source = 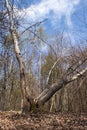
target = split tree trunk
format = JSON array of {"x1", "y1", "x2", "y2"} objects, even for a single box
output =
[{"x1": 5, "y1": 0, "x2": 87, "y2": 113}]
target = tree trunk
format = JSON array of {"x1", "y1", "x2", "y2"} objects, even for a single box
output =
[
  {"x1": 5, "y1": 0, "x2": 87, "y2": 113},
  {"x1": 0, "y1": 62, "x2": 6, "y2": 110},
  {"x1": 35, "y1": 67, "x2": 87, "y2": 107},
  {"x1": 5, "y1": 0, "x2": 32, "y2": 114}
]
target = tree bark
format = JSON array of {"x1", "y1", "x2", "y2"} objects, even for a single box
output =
[
  {"x1": 5, "y1": 0, "x2": 32, "y2": 113},
  {"x1": 35, "y1": 67, "x2": 87, "y2": 107},
  {"x1": 0, "y1": 63, "x2": 6, "y2": 110},
  {"x1": 5, "y1": 0, "x2": 87, "y2": 113}
]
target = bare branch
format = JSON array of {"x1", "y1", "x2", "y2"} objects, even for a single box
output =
[
  {"x1": 46, "y1": 57, "x2": 61, "y2": 85},
  {"x1": 21, "y1": 19, "x2": 48, "y2": 35},
  {"x1": 35, "y1": 65, "x2": 87, "y2": 106},
  {"x1": 68, "y1": 67, "x2": 87, "y2": 83}
]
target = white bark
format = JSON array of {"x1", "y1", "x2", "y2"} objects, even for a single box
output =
[
  {"x1": 36, "y1": 67, "x2": 87, "y2": 106},
  {"x1": 5, "y1": 0, "x2": 87, "y2": 112},
  {"x1": 5, "y1": 0, "x2": 31, "y2": 113},
  {"x1": 69, "y1": 67, "x2": 87, "y2": 82},
  {"x1": 46, "y1": 57, "x2": 61, "y2": 85}
]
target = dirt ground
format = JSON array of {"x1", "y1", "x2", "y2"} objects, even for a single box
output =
[{"x1": 0, "y1": 111, "x2": 87, "y2": 130}]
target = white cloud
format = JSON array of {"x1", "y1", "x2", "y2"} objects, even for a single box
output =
[{"x1": 16, "y1": 0, "x2": 80, "y2": 28}]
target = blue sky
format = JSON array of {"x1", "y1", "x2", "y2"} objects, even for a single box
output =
[{"x1": 14, "y1": 0, "x2": 87, "y2": 45}]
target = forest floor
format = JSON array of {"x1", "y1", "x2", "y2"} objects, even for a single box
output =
[{"x1": 0, "y1": 111, "x2": 87, "y2": 130}]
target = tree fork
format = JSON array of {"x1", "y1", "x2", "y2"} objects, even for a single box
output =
[{"x1": 5, "y1": 0, "x2": 87, "y2": 113}]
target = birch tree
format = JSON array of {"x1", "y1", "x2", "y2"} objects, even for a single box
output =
[{"x1": 5, "y1": 0, "x2": 87, "y2": 114}]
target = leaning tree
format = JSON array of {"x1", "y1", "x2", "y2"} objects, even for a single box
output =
[{"x1": 5, "y1": 0, "x2": 87, "y2": 114}]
